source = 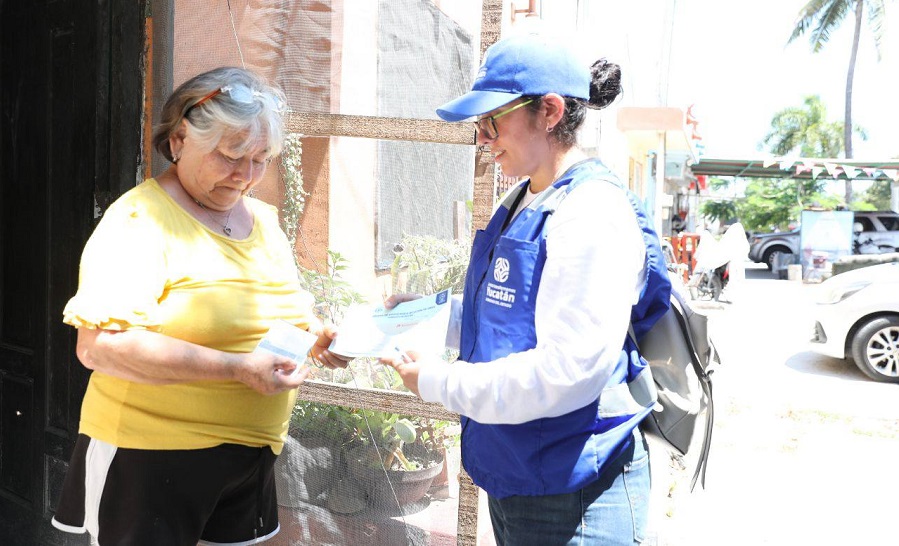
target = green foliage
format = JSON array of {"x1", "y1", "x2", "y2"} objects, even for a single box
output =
[
  {"x1": 787, "y1": 0, "x2": 886, "y2": 203},
  {"x1": 709, "y1": 177, "x2": 841, "y2": 232},
  {"x1": 718, "y1": 89, "x2": 877, "y2": 231},
  {"x1": 699, "y1": 200, "x2": 738, "y2": 226},
  {"x1": 293, "y1": 244, "x2": 464, "y2": 470},
  {"x1": 708, "y1": 177, "x2": 731, "y2": 192},
  {"x1": 291, "y1": 400, "x2": 456, "y2": 472},
  {"x1": 788, "y1": 0, "x2": 886, "y2": 59},
  {"x1": 856, "y1": 179, "x2": 892, "y2": 211},
  {"x1": 290, "y1": 401, "x2": 363, "y2": 445},
  {"x1": 761, "y1": 95, "x2": 858, "y2": 158},
  {"x1": 297, "y1": 250, "x2": 366, "y2": 324},
  {"x1": 390, "y1": 234, "x2": 470, "y2": 295}
]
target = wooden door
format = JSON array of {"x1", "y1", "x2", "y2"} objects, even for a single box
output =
[{"x1": 0, "y1": 1, "x2": 145, "y2": 543}]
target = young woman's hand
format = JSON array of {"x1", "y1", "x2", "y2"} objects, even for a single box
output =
[
  {"x1": 380, "y1": 349, "x2": 422, "y2": 398},
  {"x1": 383, "y1": 293, "x2": 422, "y2": 310}
]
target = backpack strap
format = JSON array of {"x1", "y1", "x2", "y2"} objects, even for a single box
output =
[{"x1": 668, "y1": 295, "x2": 714, "y2": 491}]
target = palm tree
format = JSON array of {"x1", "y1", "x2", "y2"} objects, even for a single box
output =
[
  {"x1": 762, "y1": 94, "x2": 865, "y2": 160},
  {"x1": 788, "y1": 0, "x2": 887, "y2": 204}
]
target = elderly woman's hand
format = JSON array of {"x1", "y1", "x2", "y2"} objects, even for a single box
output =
[
  {"x1": 309, "y1": 323, "x2": 350, "y2": 369},
  {"x1": 234, "y1": 352, "x2": 312, "y2": 395}
]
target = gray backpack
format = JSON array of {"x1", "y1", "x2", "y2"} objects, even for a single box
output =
[{"x1": 632, "y1": 287, "x2": 720, "y2": 490}]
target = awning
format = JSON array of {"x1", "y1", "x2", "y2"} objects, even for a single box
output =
[{"x1": 689, "y1": 158, "x2": 899, "y2": 181}]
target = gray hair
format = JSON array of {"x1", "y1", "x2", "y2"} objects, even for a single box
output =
[{"x1": 152, "y1": 67, "x2": 287, "y2": 162}]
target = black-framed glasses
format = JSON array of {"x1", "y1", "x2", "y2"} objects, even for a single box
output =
[{"x1": 473, "y1": 99, "x2": 534, "y2": 140}]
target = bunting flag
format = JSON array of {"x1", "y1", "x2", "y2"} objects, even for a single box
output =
[
  {"x1": 883, "y1": 169, "x2": 899, "y2": 182},
  {"x1": 746, "y1": 157, "x2": 898, "y2": 181},
  {"x1": 778, "y1": 160, "x2": 796, "y2": 171}
]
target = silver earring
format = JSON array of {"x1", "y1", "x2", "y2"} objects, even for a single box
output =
[
  {"x1": 547, "y1": 126, "x2": 554, "y2": 133},
  {"x1": 172, "y1": 153, "x2": 180, "y2": 164}
]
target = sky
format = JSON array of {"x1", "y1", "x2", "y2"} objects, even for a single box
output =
[
  {"x1": 664, "y1": 0, "x2": 899, "y2": 160},
  {"x1": 536, "y1": 0, "x2": 899, "y2": 161}
]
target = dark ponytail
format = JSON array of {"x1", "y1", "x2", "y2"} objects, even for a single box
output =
[
  {"x1": 525, "y1": 58, "x2": 623, "y2": 147},
  {"x1": 587, "y1": 58, "x2": 623, "y2": 110}
]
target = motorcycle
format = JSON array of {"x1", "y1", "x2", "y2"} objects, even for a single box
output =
[
  {"x1": 689, "y1": 262, "x2": 729, "y2": 301},
  {"x1": 686, "y1": 225, "x2": 746, "y2": 302}
]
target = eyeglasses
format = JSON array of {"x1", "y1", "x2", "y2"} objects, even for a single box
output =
[
  {"x1": 473, "y1": 99, "x2": 534, "y2": 140},
  {"x1": 183, "y1": 85, "x2": 266, "y2": 117}
]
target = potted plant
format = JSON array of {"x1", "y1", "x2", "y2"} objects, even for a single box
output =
[
  {"x1": 277, "y1": 238, "x2": 467, "y2": 512},
  {"x1": 345, "y1": 412, "x2": 447, "y2": 508}
]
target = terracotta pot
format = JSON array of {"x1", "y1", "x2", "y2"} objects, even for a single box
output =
[
  {"x1": 430, "y1": 446, "x2": 450, "y2": 488},
  {"x1": 346, "y1": 445, "x2": 444, "y2": 508}
]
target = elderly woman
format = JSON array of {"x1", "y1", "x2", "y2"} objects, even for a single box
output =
[
  {"x1": 383, "y1": 34, "x2": 672, "y2": 545},
  {"x1": 51, "y1": 66, "x2": 346, "y2": 545}
]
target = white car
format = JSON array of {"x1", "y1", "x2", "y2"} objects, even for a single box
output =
[{"x1": 810, "y1": 262, "x2": 899, "y2": 382}]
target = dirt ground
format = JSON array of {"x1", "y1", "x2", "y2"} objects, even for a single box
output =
[{"x1": 646, "y1": 263, "x2": 899, "y2": 546}]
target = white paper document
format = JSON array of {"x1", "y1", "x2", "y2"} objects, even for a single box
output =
[
  {"x1": 254, "y1": 320, "x2": 318, "y2": 373},
  {"x1": 329, "y1": 289, "x2": 452, "y2": 358}
]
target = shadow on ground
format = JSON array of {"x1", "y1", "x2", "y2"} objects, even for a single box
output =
[{"x1": 784, "y1": 350, "x2": 870, "y2": 382}]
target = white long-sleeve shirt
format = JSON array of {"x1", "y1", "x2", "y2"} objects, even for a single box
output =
[{"x1": 419, "y1": 181, "x2": 647, "y2": 424}]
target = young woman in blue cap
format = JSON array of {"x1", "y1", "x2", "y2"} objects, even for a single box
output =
[{"x1": 383, "y1": 33, "x2": 671, "y2": 545}]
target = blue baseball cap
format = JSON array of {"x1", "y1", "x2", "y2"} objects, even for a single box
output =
[{"x1": 436, "y1": 34, "x2": 590, "y2": 122}]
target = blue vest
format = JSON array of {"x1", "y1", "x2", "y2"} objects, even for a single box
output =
[{"x1": 459, "y1": 159, "x2": 671, "y2": 498}]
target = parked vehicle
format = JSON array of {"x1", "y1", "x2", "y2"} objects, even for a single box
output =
[
  {"x1": 748, "y1": 229, "x2": 799, "y2": 270},
  {"x1": 809, "y1": 262, "x2": 899, "y2": 383},
  {"x1": 853, "y1": 222, "x2": 896, "y2": 255},
  {"x1": 688, "y1": 263, "x2": 729, "y2": 301},
  {"x1": 749, "y1": 211, "x2": 899, "y2": 270}
]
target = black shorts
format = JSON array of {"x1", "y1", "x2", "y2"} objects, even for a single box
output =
[{"x1": 51, "y1": 434, "x2": 280, "y2": 545}]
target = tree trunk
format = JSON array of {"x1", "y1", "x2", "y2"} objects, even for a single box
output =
[{"x1": 843, "y1": 0, "x2": 864, "y2": 205}]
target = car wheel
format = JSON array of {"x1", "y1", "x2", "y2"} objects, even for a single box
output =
[
  {"x1": 708, "y1": 275, "x2": 723, "y2": 301},
  {"x1": 764, "y1": 249, "x2": 790, "y2": 271},
  {"x1": 850, "y1": 316, "x2": 899, "y2": 383}
]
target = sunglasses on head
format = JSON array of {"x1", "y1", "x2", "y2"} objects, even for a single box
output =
[{"x1": 184, "y1": 85, "x2": 276, "y2": 118}]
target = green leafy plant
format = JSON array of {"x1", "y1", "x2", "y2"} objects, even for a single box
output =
[
  {"x1": 290, "y1": 236, "x2": 467, "y2": 472},
  {"x1": 298, "y1": 250, "x2": 366, "y2": 324},
  {"x1": 390, "y1": 233, "x2": 469, "y2": 296}
]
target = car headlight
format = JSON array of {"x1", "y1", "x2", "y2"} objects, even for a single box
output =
[{"x1": 815, "y1": 279, "x2": 871, "y2": 304}]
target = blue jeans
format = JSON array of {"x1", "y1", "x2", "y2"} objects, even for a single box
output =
[{"x1": 487, "y1": 430, "x2": 651, "y2": 546}]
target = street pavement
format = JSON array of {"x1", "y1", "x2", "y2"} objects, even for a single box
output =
[{"x1": 648, "y1": 262, "x2": 899, "y2": 545}]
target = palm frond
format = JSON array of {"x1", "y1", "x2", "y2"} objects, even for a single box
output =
[
  {"x1": 810, "y1": 0, "x2": 850, "y2": 52},
  {"x1": 788, "y1": 0, "x2": 836, "y2": 44},
  {"x1": 866, "y1": 0, "x2": 887, "y2": 59}
]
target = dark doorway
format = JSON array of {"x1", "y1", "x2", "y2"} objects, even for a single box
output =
[{"x1": 0, "y1": 1, "x2": 145, "y2": 544}]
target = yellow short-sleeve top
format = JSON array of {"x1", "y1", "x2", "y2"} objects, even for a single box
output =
[{"x1": 63, "y1": 179, "x2": 317, "y2": 454}]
